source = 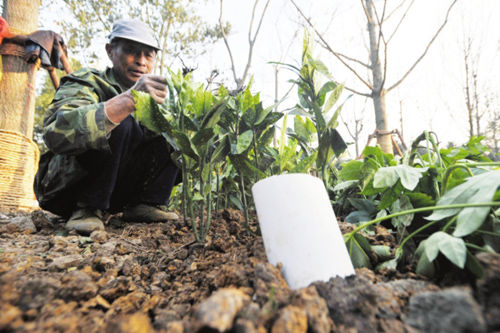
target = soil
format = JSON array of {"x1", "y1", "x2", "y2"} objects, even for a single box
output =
[{"x1": 0, "y1": 208, "x2": 498, "y2": 332}]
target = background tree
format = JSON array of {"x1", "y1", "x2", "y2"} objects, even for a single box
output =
[
  {"x1": 1, "y1": 0, "x2": 41, "y2": 137},
  {"x1": 484, "y1": 93, "x2": 500, "y2": 160},
  {"x1": 0, "y1": 0, "x2": 42, "y2": 212},
  {"x1": 290, "y1": 0, "x2": 458, "y2": 154},
  {"x1": 41, "y1": 0, "x2": 226, "y2": 74},
  {"x1": 341, "y1": 97, "x2": 367, "y2": 158},
  {"x1": 457, "y1": 16, "x2": 499, "y2": 159},
  {"x1": 463, "y1": 36, "x2": 482, "y2": 138},
  {"x1": 218, "y1": 0, "x2": 270, "y2": 91}
]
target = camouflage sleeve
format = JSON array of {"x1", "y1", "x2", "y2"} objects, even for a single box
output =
[{"x1": 42, "y1": 77, "x2": 110, "y2": 155}]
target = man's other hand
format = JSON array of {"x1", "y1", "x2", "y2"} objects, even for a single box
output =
[{"x1": 131, "y1": 74, "x2": 168, "y2": 105}]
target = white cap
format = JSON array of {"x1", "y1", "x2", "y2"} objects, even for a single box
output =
[{"x1": 108, "y1": 19, "x2": 160, "y2": 50}]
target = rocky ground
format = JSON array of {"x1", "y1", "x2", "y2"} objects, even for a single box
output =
[{"x1": 0, "y1": 208, "x2": 499, "y2": 332}]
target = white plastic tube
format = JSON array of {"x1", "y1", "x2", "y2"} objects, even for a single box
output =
[{"x1": 252, "y1": 173, "x2": 355, "y2": 289}]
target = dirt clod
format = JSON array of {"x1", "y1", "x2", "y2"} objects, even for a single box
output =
[{"x1": 0, "y1": 209, "x2": 497, "y2": 332}]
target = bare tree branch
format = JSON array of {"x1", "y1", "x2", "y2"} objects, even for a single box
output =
[
  {"x1": 387, "y1": 0, "x2": 458, "y2": 92},
  {"x1": 371, "y1": 0, "x2": 389, "y2": 89},
  {"x1": 344, "y1": 85, "x2": 372, "y2": 98},
  {"x1": 318, "y1": 44, "x2": 371, "y2": 69},
  {"x1": 385, "y1": 0, "x2": 407, "y2": 21},
  {"x1": 240, "y1": 0, "x2": 271, "y2": 90},
  {"x1": 387, "y1": 0, "x2": 415, "y2": 44},
  {"x1": 219, "y1": 0, "x2": 270, "y2": 90},
  {"x1": 219, "y1": 0, "x2": 239, "y2": 86},
  {"x1": 290, "y1": 0, "x2": 373, "y2": 90},
  {"x1": 373, "y1": 0, "x2": 387, "y2": 50},
  {"x1": 360, "y1": 0, "x2": 373, "y2": 25},
  {"x1": 158, "y1": 21, "x2": 171, "y2": 76}
]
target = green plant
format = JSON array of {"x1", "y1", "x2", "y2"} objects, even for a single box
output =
[
  {"x1": 273, "y1": 30, "x2": 348, "y2": 184},
  {"x1": 266, "y1": 113, "x2": 318, "y2": 175},
  {"x1": 218, "y1": 83, "x2": 283, "y2": 232},
  {"x1": 337, "y1": 134, "x2": 500, "y2": 278},
  {"x1": 133, "y1": 71, "x2": 285, "y2": 241},
  {"x1": 134, "y1": 70, "x2": 230, "y2": 243}
]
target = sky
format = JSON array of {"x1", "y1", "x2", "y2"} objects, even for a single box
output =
[
  {"x1": 196, "y1": 0, "x2": 500, "y2": 156},
  {"x1": 36, "y1": 0, "x2": 500, "y2": 157}
]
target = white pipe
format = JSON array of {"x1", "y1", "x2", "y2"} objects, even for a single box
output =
[{"x1": 252, "y1": 173, "x2": 355, "y2": 289}]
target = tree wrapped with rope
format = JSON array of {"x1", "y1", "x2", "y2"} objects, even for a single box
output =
[{"x1": 0, "y1": 0, "x2": 71, "y2": 213}]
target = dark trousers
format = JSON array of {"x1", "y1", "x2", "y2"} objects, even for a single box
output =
[
  {"x1": 74, "y1": 116, "x2": 180, "y2": 213},
  {"x1": 36, "y1": 116, "x2": 180, "y2": 217}
]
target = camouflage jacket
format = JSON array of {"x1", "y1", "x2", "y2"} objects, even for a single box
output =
[
  {"x1": 34, "y1": 67, "x2": 126, "y2": 214},
  {"x1": 42, "y1": 67, "x2": 124, "y2": 155}
]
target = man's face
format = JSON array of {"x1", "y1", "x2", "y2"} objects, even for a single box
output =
[{"x1": 106, "y1": 39, "x2": 156, "y2": 89}]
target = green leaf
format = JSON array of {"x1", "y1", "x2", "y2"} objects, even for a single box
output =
[
  {"x1": 348, "y1": 198, "x2": 377, "y2": 214},
  {"x1": 333, "y1": 180, "x2": 358, "y2": 192},
  {"x1": 201, "y1": 101, "x2": 226, "y2": 129},
  {"x1": 309, "y1": 58, "x2": 330, "y2": 76},
  {"x1": 372, "y1": 245, "x2": 392, "y2": 261},
  {"x1": 254, "y1": 103, "x2": 275, "y2": 126},
  {"x1": 229, "y1": 195, "x2": 243, "y2": 210},
  {"x1": 416, "y1": 251, "x2": 435, "y2": 277},
  {"x1": 192, "y1": 128, "x2": 215, "y2": 148},
  {"x1": 376, "y1": 258, "x2": 398, "y2": 271},
  {"x1": 258, "y1": 126, "x2": 275, "y2": 148},
  {"x1": 423, "y1": 238, "x2": 439, "y2": 262},
  {"x1": 294, "y1": 116, "x2": 310, "y2": 142},
  {"x1": 426, "y1": 170, "x2": 500, "y2": 237},
  {"x1": 318, "y1": 128, "x2": 347, "y2": 167},
  {"x1": 439, "y1": 236, "x2": 467, "y2": 269},
  {"x1": 235, "y1": 130, "x2": 253, "y2": 154},
  {"x1": 172, "y1": 130, "x2": 199, "y2": 161},
  {"x1": 465, "y1": 251, "x2": 484, "y2": 278},
  {"x1": 211, "y1": 135, "x2": 230, "y2": 164},
  {"x1": 323, "y1": 83, "x2": 344, "y2": 114},
  {"x1": 363, "y1": 146, "x2": 395, "y2": 167},
  {"x1": 339, "y1": 160, "x2": 364, "y2": 180},
  {"x1": 376, "y1": 209, "x2": 388, "y2": 219},
  {"x1": 257, "y1": 112, "x2": 283, "y2": 129},
  {"x1": 292, "y1": 151, "x2": 317, "y2": 173},
  {"x1": 374, "y1": 165, "x2": 427, "y2": 191},
  {"x1": 425, "y1": 232, "x2": 467, "y2": 268},
  {"x1": 373, "y1": 167, "x2": 399, "y2": 188},
  {"x1": 311, "y1": 103, "x2": 326, "y2": 134},
  {"x1": 242, "y1": 105, "x2": 257, "y2": 127},
  {"x1": 229, "y1": 155, "x2": 266, "y2": 179},
  {"x1": 345, "y1": 211, "x2": 372, "y2": 223},
  {"x1": 391, "y1": 195, "x2": 414, "y2": 228},
  {"x1": 200, "y1": 163, "x2": 210, "y2": 183},
  {"x1": 329, "y1": 128, "x2": 347, "y2": 156},
  {"x1": 379, "y1": 183, "x2": 404, "y2": 210},
  {"x1": 397, "y1": 166, "x2": 428, "y2": 191},
  {"x1": 345, "y1": 233, "x2": 372, "y2": 268},
  {"x1": 406, "y1": 192, "x2": 435, "y2": 208},
  {"x1": 316, "y1": 81, "x2": 336, "y2": 106},
  {"x1": 192, "y1": 193, "x2": 204, "y2": 201},
  {"x1": 132, "y1": 90, "x2": 170, "y2": 134}
]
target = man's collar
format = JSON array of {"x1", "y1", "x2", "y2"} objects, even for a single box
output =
[{"x1": 103, "y1": 67, "x2": 127, "y2": 92}]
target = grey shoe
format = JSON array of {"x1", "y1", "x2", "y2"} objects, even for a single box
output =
[
  {"x1": 122, "y1": 204, "x2": 179, "y2": 222},
  {"x1": 65, "y1": 208, "x2": 105, "y2": 234}
]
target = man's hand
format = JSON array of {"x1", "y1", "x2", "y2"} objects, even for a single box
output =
[
  {"x1": 104, "y1": 74, "x2": 168, "y2": 126},
  {"x1": 129, "y1": 74, "x2": 168, "y2": 105}
]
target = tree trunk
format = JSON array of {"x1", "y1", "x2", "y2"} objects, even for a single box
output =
[
  {"x1": 0, "y1": 0, "x2": 41, "y2": 213},
  {"x1": 0, "y1": 0, "x2": 40, "y2": 138},
  {"x1": 365, "y1": 0, "x2": 392, "y2": 154}
]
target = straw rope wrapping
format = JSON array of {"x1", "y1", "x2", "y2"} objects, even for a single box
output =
[{"x1": 0, "y1": 129, "x2": 40, "y2": 212}]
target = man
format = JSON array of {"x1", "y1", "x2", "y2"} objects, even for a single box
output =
[{"x1": 34, "y1": 19, "x2": 180, "y2": 234}]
